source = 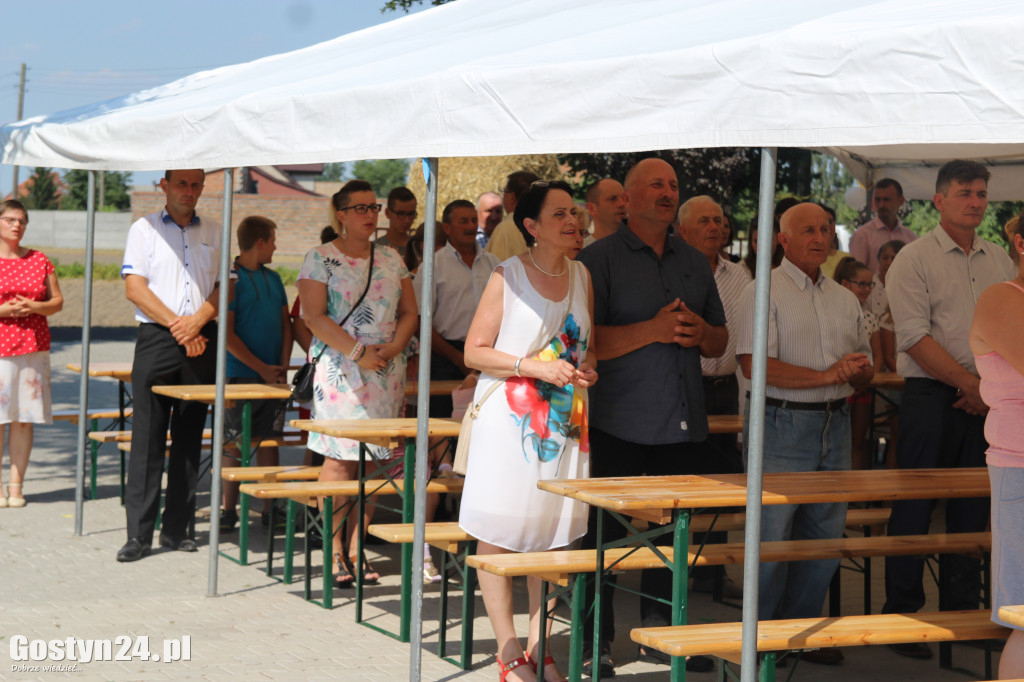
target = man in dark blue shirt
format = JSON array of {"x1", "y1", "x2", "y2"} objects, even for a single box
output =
[{"x1": 577, "y1": 158, "x2": 727, "y2": 675}]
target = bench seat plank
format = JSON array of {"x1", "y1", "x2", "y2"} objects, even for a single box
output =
[
  {"x1": 368, "y1": 521, "x2": 473, "y2": 553},
  {"x1": 221, "y1": 465, "x2": 322, "y2": 482},
  {"x1": 630, "y1": 610, "x2": 1008, "y2": 658},
  {"x1": 239, "y1": 477, "x2": 464, "y2": 506}
]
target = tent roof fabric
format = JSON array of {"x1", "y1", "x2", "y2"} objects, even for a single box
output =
[{"x1": 3, "y1": 0, "x2": 1024, "y2": 198}]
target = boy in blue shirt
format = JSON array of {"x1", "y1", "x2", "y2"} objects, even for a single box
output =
[{"x1": 220, "y1": 216, "x2": 292, "y2": 531}]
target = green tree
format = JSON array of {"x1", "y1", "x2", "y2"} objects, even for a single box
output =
[
  {"x1": 382, "y1": 0, "x2": 452, "y2": 12},
  {"x1": 316, "y1": 162, "x2": 346, "y2": 181},
  {"x1": 22, "y1": 167, "x2": 61, "y2": 210},
  {"x1": 61, "y1": 170, "x2": 134, "y2": 211},
  {"x1": 348, "y1": 159, "x2": 410, "y2": 195}
]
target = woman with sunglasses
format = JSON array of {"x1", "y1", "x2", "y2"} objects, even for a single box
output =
[
  {"x1": 460, "y1": 180, "x2": 597, "y2": 682},
  {"x1": 297, "y1": 180, "x2": 418, "y2": 588}
]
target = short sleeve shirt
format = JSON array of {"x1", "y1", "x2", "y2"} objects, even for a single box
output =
[
  {"x1": 413, "y1": 242, "x2": 499, "y2": 341},
  {"x1": 227, "y1": 262, "x2": 289, "y2": 379},
  {"x1": 579, "y1": 225, "x2": 726, "y2": 444},
  {"x1": 735, "y1": 257, "x2": 871, "y2": 402},
  {"x1": 121, "y1": 210, "x2": 223, "y2": 324},
  {"x1": 0, "y1": 249, "x2": 55, "y2": 356}
]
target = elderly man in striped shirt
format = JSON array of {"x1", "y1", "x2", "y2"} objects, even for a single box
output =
[{"x1": 736, "y1": 202, "x2": 873, "y2": 665}]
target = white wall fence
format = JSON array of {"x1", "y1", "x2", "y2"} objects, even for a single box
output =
[{"x1": 23, "y1": 210, "x2": 132, "y2": 251}]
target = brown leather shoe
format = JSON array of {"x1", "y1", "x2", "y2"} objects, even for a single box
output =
[{"x1": 798, "y1": 648, "x2": 844, "y2": 665}]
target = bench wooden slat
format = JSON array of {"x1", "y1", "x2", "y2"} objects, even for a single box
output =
[
  {"x1": 115, "y1": 434, "x2": 308, "y2": 452},
  {"x1": 686, "y1": 507, "x2": 889, "y2": 534},
  {"x1": 91, "y1": 425, "x2": 304, "y2": 443},
  {"x1": 221, "y1": 465, "x2": 322, "y2": 482},
  {"x1": 467, "y1": 531, "x2": 990, "y2": 580},
  {"x1": 368, "y1": 521, "x2": 474, "y2": 553},
  {"x1": 630, "y1": 610, "x2": 1008, "y2": 658},
  {"x1": 54, "y1": 407, "x2": 134, "y2": 424},
  {"x1": 239, "y1": 477, "x2": 464, "y2": 506}
]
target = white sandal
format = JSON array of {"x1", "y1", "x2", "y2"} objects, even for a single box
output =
[{"x1": 7, "y1": 483, "x2": 25, "y2": 508}]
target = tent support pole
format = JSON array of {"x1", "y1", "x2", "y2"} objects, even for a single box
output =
[
  {"x1": 740, "y1": 147, "x2": 777, "y2": 682},
  {"x1": 410, "y1": 157, "x2": 439, "y2": 682},
  {"x1": 208, "y1": 168, "x2": 234, "y2": 597},
  {"x1": 73, "y1": 171, "x2": 97, "y2": 537}
]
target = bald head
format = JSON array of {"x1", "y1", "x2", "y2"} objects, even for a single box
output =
[
  {"x1": 779, "y1": 202, "x2": 830, "y2": 277},
  {"x1": 476, "y1": 191, "x2": 503, "y2": 235},
  {"x1": 624, "y1": 158, "x2": 679, "y2": 231}
]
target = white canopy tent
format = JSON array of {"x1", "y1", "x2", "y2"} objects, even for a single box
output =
[{"x1": 4, "y1": 1, "x2": 1024, "y2": 680}]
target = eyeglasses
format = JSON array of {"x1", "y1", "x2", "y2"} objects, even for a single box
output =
[
  {"x1": 0, "y1": 215, "x2": 27, "y2": 226},
  {"x1": 390, "y1": 209, "x2": 417, "y2": 219},
  {"x1": 848, "y1": 280, "x2": 874, "y2": 289},
  {"x1": 339, "y1": 203, "x2": 382, "y2": 215}
]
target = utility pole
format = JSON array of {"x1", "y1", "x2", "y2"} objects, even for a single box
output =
[{"x1": 11, "y1": 63, "x2": 26, "y2": 198}]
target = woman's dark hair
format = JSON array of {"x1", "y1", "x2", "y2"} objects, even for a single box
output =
[
  {"x1": 833, "y1": 256, "x2": 869, "y2": 285},
  {"x1": 328, "y1": 179, "x2": 375, "y2": 232},
  {"x1": 744, "y1": 214, "x2": 783, "y2": 278},
  {"x1": 512, "y1": 180, "x2": 575, "y2": 247},
  {"x1": 877, "y1": 239, "x2": 905, "y2": 261},
  {"x1": 0, "y1": 199, "x2": 28, "y2": 222},
  {"x1": 320, "y1": 225, "x2": 338, "y2": 244}
]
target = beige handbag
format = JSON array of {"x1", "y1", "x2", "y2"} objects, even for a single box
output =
[{"x1": 452, "y1": 262, "x2": 575, "y2": 475}]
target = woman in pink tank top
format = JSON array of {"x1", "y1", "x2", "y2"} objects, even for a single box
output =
[{"x1": 970, "y1": 216, "x2": 1024, "y2": 679}]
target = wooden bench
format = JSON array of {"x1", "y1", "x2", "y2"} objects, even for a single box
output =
[
  {"x1": 630, "y1": 610, "x2": 1007, "y2": 678},
  {"x1": 239, "y1": 477, "x2": 464, "y2": 610},
  {"x1": 468, "y1": 531, "x2": 990, "y2": 681},
  {"x1": 221, "y1": 465, "x2": 322, "y2": 483},
  {"x1": 55, "y1": 407, "x2": 135, "y2": 500},
  {"x1": 367, "y1": 521, "x2": 478, "y2": 669}
]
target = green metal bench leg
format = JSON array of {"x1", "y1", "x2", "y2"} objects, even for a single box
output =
[
  {"x1": 671, "y1": 509, "x2": 690, "y2": 682},
  {"x1": 537, "y1": 579, "x2": 548, "y2": 677},
  {"x1": 399, "y1": 439, "x2": 415, "y2": 643},
  {"x1": 759, "y1": 652, "x2": 777, "y2": 682},
  {"x1": 568, "y1": 572, "x2": 585, "y2": 681},
  {"x1": 460, "y1": 540, "x2": 478, "y2": 670},
  {"x1": 237, "y1": 401, "x2": 253, "y2": 566},
  {"x1": 283, "y1": 499, "x2": 296, "y2": 584},
  {"x1": 89, "y1": 417, "x2": 99, "y2": 500},
  {"x1": 323, "y1": 495, "x2": 334, "y2": 609}
]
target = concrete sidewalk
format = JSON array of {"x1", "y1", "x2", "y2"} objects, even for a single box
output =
[{"x1": 0, "y1": 331, "x2": 1003, "y2": 680}]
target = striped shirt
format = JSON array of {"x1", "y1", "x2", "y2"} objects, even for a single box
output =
[
  {"x1": 887, "y1": 225, "x2": 1015, "y2": 379},
  {"x1": 735, "y1": 257, "x2": 870, "y2": 402},
  {"x1": 702, "y1": 257, "x2": 751, "y2": 377}
]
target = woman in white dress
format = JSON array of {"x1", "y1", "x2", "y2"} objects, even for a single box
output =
[{"x1": 460, "y1": 181, "x2": 597, "y2": 682}]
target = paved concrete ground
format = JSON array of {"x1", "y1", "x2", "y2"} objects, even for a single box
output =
[{"x1": 0, "y1": 330, "x2": 1004, "y2": 680}]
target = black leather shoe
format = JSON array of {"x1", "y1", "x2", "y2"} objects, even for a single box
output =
[
  {"x1": 159, "y1": 534, "x2": 198, "y2": 552},
  {"x1": 116, "y1": 537, "x2": 151, "y2": 562},
  {"x1": 582, "y1": 645, "x2": 615, "y2": 677}
]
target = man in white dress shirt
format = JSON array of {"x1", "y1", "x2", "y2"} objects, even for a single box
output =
[
  {"x1": 736, "y1": 202, "x2": 873, "y2": 665},
  {"x1": 117, "y1": 169, "x2": 224, "y2": 562},
  {"x1": 415, "y1": 199, "x2": 500, "y2": 416}
]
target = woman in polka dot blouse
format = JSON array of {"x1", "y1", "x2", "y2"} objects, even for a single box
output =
[{"x1": 0, "y1": 199, "x2": 63, "y2": 508}]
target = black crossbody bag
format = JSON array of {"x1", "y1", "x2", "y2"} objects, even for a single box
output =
[{"x1": 291, "y1": 243, "x2": 375, "y2": 402}]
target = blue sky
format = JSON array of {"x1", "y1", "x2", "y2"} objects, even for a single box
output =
[{"x1": 0, "y1": 0, "x2": 427, "y2": 193}]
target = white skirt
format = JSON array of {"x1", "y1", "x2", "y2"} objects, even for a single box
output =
[{"x1": 0, "y1": 350, "x2": 52, "y2": 425}]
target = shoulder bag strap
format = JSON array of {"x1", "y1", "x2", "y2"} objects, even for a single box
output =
[
  {"x1": 310, "y1": 242, "x2": 376, "y2": 363},
  {"x1": 469, "y1": 257, "x2": 576, "y2": 416}
]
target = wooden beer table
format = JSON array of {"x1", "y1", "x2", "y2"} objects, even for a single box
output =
[
  {"x1": 291, "y1": 418, "x2": 462, "y2": 637},
  {"x1": 153, "y1": 383, "x2": 293, "y2": 566},
  {"x1": 538, "y1": 467, "x2": 991, "y2": 681}
]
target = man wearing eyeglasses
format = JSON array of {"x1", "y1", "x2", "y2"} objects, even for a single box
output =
[
  {"x1": 117, "y1": 168, "x2": 227, "y2": 562},
  {"x1": 374, "y1": 186, "x2": 417, "y2": 255}
]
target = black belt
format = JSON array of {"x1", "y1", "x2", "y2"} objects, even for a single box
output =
[
  {"x1": 748, "y1": 392, "x2": 846, "y2": 412},
  {"x1": 703, "y1": 375, "x2": 737, "y2": 388},
  {"x1": 764, "y1": 396, "x2": 846, "y2": 412}
]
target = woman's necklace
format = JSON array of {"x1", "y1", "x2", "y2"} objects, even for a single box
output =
[{"x1": 528, "y1": 248, "x2": 567, "y2": 277}]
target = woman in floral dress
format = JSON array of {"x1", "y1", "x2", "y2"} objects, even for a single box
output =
[
  {"x1": 0, "y1": 199, "x2": 63, "y2": 508},
  {"x1": 297, "y1": 180, "x2": 418, "y2": 588},
  {"x1": 460, "y1": 181, "x2": 597, "y2": 682}
]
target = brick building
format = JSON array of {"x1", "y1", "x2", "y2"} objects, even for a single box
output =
[{"x1": 131, "y1": 165, "x2": 353, "y2": 261}]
